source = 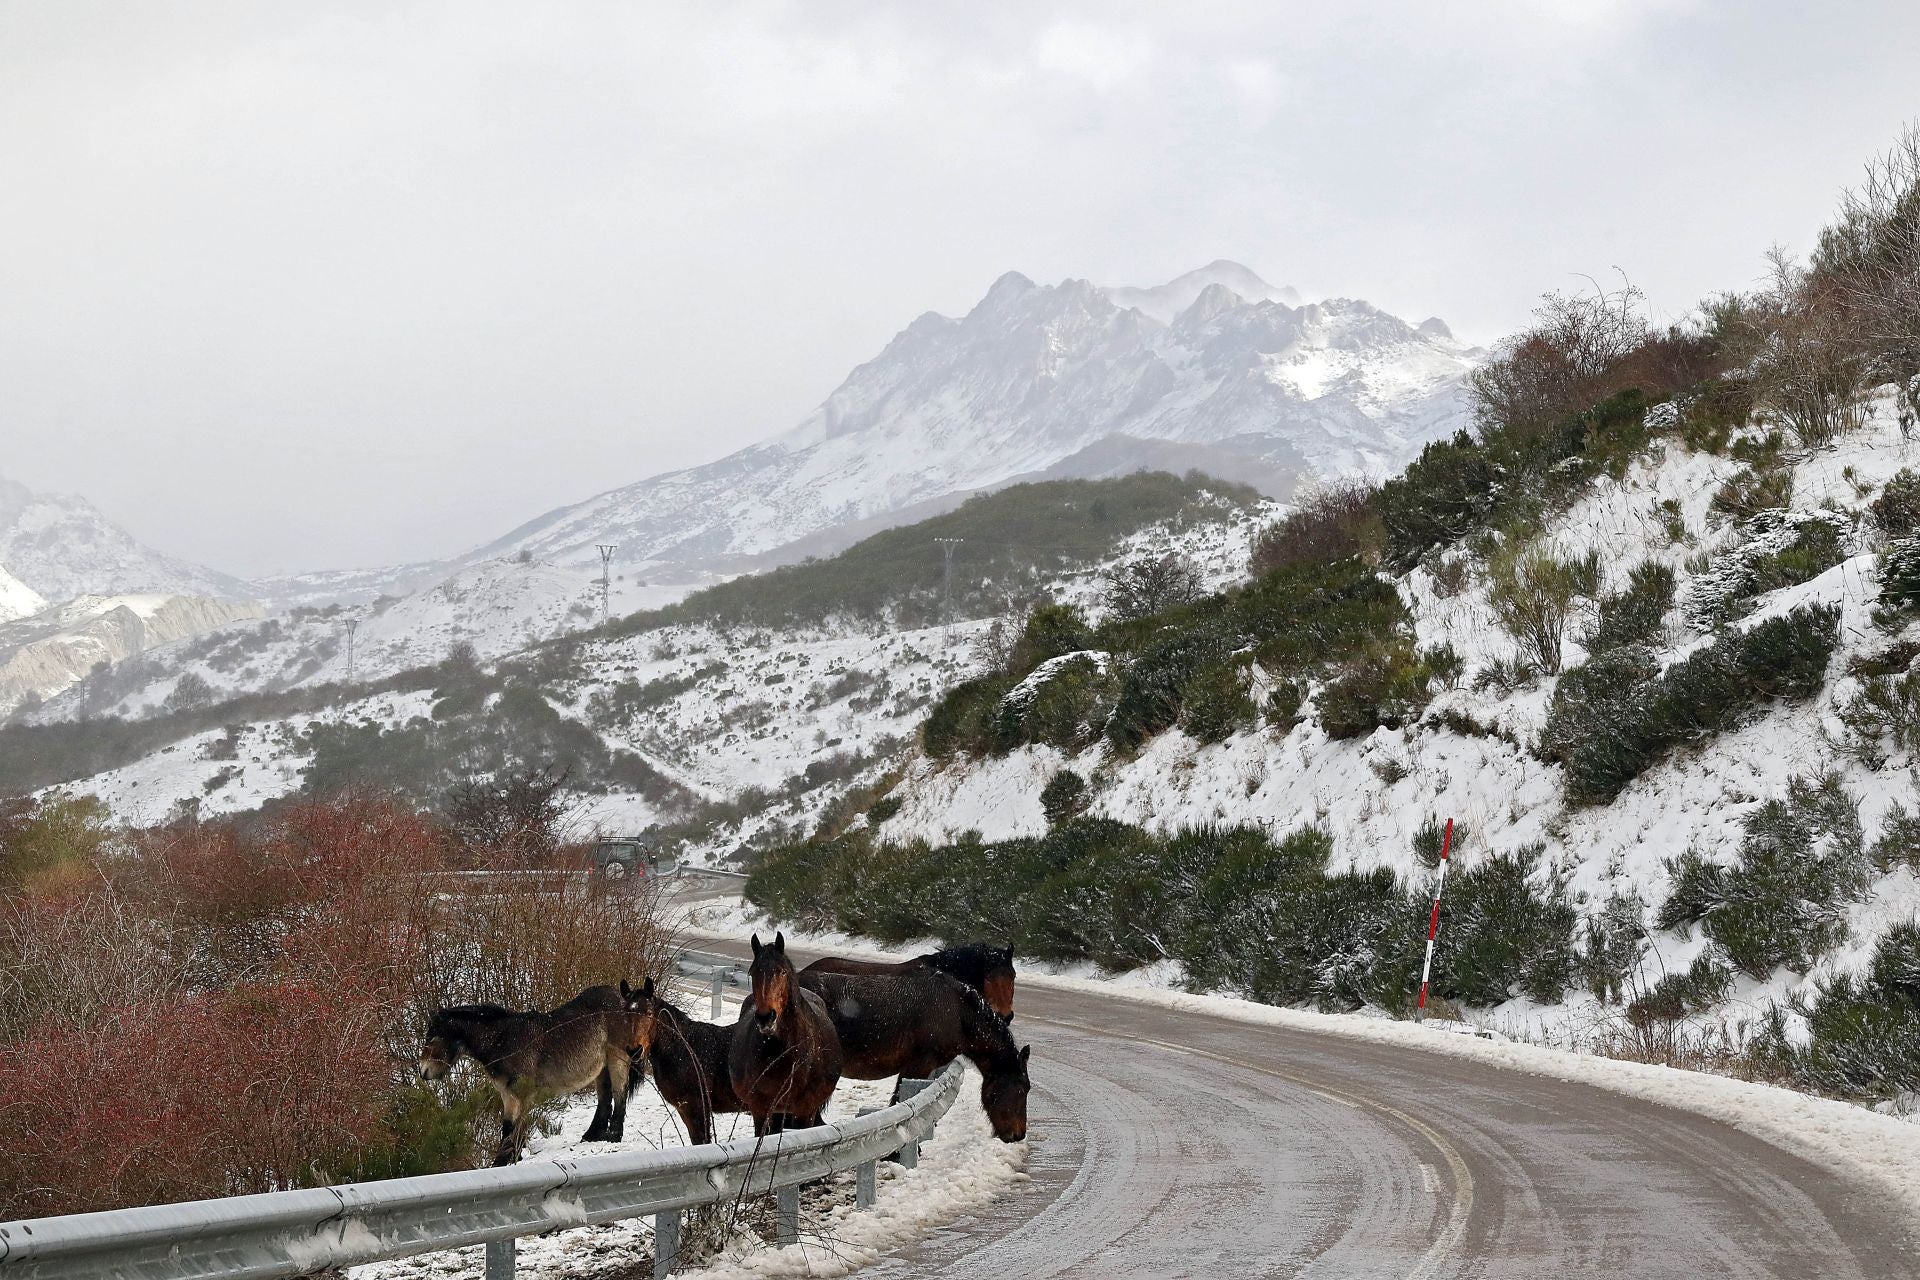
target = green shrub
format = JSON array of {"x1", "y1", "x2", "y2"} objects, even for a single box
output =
[
  {"x1": 1379, "y1": 433, "x2": 1497, "y2": 571},
  {"x1": 1265, "y1": 679, "x2": 1305, "y2": 728},
  {"x1": 1871, "y1": 470, "x2": 1920, "y2": 538},
  {"x1": 1040, "y1": 770, "x2": 1090, "y2": 826},
  {"x1": 1105, "y1": 620, "x2": 1239, "y2": 751},
  {"x1": 1685, "y1": 773, "x2": 1869, "y2": 978},
  {"x1": 922, "y1": 674, "x2": 1016, "y2": 758},
  {"x1": 1583, "y1": 561, "x2": 1675, "y2": 653},
  {"x1": 1710, "y1": 466, "x2": 1794, "y2": 524},
  {"x1": 1429, "y1": 846, "x2": 1578, "y2": 1005},
  {"x1": 1837, "y1": 669, "x2": 1920, "y2": 767},
  {"x1": 1655, "y1": 849, "x2": 1729, "y2": 932},
  {"x1": 1871, "y1": 802, "x2": 1920, "y2": 873},
  {"x1": 866, "y1": 794, "x2": 903, "y2": 825},
  {"x1": 1878, "y1": 538, "x2": 1920, "y2": 618},
  {"x1": 1411, "y1": 817, "x2": 1463, "y2": 870},
  {"x1": 1317, "y1": 645, "x2": 1434, "y2": 740},
  {"x1": 1180, "y1": 660, "x2": 1256, "y2": 744},
  {"x1": 1488, "y1": 543, "x2": 1593, "y2": 674},
  {"x1": 999, "y1": 655, "x2": 1117, "y2": 751},
  {"x1": 1786, "y1": 923, "x2": 1920, "y2": 1097},
  {"x1": 1553, "y1": 605, "x2": 1838, "y2": 804},
  {"x1": 1010, "y1": 604, "x2": 1094, "y2": 674},
  {"x1": 1627, "y1": 952, "x2": 1733, "y2": 1025},
  {"x1": 1537, "y1": 645, "x2": 1658, "y2": 767},
  {"x1": 1580, "y1": 891, "x2": 1648, "y2": 1003}
]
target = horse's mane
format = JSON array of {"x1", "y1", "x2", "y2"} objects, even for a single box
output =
[
  {"x1": 938, "y1": 971, "x2": 1019, "y2": 1064},
  {"x1": 922, "y1": 942, "x2": 1013, "y2": 986},
  {"x1": 433, "y1": 1003, "x2": 517, "y2": 1025}
]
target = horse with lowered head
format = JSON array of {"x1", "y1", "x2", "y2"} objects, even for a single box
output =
[
  {"x1": 418, "y1": 984, "x2": 641, "y2": 1165},
  {"x1": 729, "y1": 932, "x2": 843, "y2": 1136},
  {"x1": 620, "y1": 976, "x2": 745, "y2": 1145},
  {"x1": 801, "y1": 942, "x2": 1017, "y2": 1021},
  {"x1": 798, "y1": 964, "x2": 1030, "y2": 1142}
]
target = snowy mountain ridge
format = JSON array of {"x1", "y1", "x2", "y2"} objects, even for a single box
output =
[
  {"x1": 465, "y1": 263, "x2": 1479, "y2": 579},
  {"x1": 0, "y1": 471, "x2": 253, "y2": 605}
]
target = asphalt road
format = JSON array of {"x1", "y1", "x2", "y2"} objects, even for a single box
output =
[{"x1": 694, "y1": 934, "x2": 1920, "y2": 1279}]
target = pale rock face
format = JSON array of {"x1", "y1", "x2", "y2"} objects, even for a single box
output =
[
  {"x1": 0, "y1": 472, "x2": 253, "y2": 603},
  {"x1": 464, "y1": 263, "x2": 1481, "y2": 580},
  {"x1": 0, "y1": 593, "x2": 264, "y2": 712}
]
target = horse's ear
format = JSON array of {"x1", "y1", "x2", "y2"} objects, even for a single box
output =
[
  {"x1": 751, "y1": 933, "x2": 763, "y2": 956},
  {"x1": 643, "y1": 976, "x2": 656, "y2": 997},
  {"x1": 774, "y1": 931, "x2": 786, "y2": 952},
  {"x1": 1003, "y1": 946, "x2": 1015, "y2": 962},
  {"x1": 1020, "y1": 1044, "x2": 1031, "y2": 1065},
  {"x1": 620, "y1": 978, "x2": 633, "y2": 999}
]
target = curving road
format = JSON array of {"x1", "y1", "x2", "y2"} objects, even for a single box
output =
[{"x1": 699, "y1": 935, "x2": 1920, "y2": 1278}]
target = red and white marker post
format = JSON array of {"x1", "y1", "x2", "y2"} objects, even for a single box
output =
[{"x1": 1414, "y1": 817, "x2": 1454, "y2": 1020}]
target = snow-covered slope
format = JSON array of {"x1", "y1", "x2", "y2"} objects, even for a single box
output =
[
  {"x1": 0, "y1": 566, "x2": 45, "y2": 623},
  {"x1": 464, "y1": 264, "x2": 1477, "y2": 579},
  {"x1": 0, "y1": 471, "x2": 252, "y2": 603},
  {"x1": 878, "y1": 384, "x2": 1920, "y2": 1051}
]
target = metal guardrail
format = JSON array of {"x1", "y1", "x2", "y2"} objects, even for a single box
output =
[{"x1": 0, "y1": 1061, "x2": 964, "y2": 1280}]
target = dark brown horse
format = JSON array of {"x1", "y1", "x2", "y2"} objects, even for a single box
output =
[
  {"x1": 620, "y1": 976, "x2": 746, "y2": 1145},
  {"x1": 418, "y1": 984, "x2": 640, "y2": 1165},
  {"x1": 797, "y1": 966, "x2": 1030, "y2": 1142},
  {"x1": 801, "y1": 942, "x2": 1017, "y2": 1021},
  {"x1": 729, "y1": 932, "x2": 843, "y2": 1136}
]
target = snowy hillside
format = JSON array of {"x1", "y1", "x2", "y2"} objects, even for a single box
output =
[
  {"x1": 0, "y1": 471, "x2": 252, "y2": 604},
  {"x1": 462, "y1": 263, "x2": 1477, "y2": 578},
  {"x1": 853, "y1": 384, "x2": 1920, "y2": 1058},
  {"x1": 0, "y1": 593, "x2": 262, "y2": 715}
]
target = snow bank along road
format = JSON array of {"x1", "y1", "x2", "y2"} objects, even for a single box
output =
[{"x1": 699, "y1": 938, "x2": 1918, "y2": 1278}]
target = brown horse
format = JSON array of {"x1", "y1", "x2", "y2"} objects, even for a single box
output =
[
  {"x1": 418, "y1": 984, "x2": 640, "y2": 1165},
  {"x1": 798, "y1": 966, "x2": 1030, "y2": 1141},
  {"x1": 728, "y1": 932, "x2": 843, "y2": 1136},
  {"x1": 620, "y1": 976, "x2": 746, "y2": 1145},
  {"x1": 801, "y1": 942, "x2": 1017, "y2": 1021}
]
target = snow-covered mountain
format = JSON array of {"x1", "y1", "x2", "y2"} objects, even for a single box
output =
[
  {"x1": 0, "y1": 472, "x2": 253, "y2": 604},
  {"x1": 0, "y1": 593, "x2": 262, "y2": 714},
  {"x1": 466, "y1": 263, "x2": 1479, "y2": 579},
  {"x1": 0, "y1": 566, "x2": 45, "y2": 624}
]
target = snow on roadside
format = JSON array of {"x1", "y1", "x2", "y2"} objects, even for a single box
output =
[{"x1": 680, "y1": 912, "x2": 1920, "y2": 1221}]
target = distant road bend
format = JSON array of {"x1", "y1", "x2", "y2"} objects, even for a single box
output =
[{"x1": 702, "y1": 937, "x2": 1918, "y2": 1278}]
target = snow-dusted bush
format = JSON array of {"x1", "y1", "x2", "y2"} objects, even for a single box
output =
[
  {"x1": 1039, "y1": 769, "x2": 1089, "y2": 826},
  {"x1": 1316, "y1": 643, "x2": 1435, "y2": 740},
  {"x1": 1779, "y1": 922, "x2": 1920, "y2": 1097},
  {"x1": 1683, "y1": 509, "x2": 1850, "y2": 629},
  {"x1": 1179, "y1": 659, "x2": 1256, "y2": 744},
  {"x1": 1487, "y1": 543, "x2": 1596, "y2": 674},
  {"x1": 1583, "y1": 560, "x2": 1675, "y2": 654},
  {"x1": 1666, "y1": 773, "x2": 1868, "y2": 978},
  {"x1": 1871, "y1": 802, "x2": 1920, "y2": 873},
  {"x1": 1627, "y1": 952, "x2": 1733, "y2": 1026},
  {"x1": 1837, "y1": 668, "x2": 1920, "y2": 768},
  {"x1": 1877, "y1": 538, "x2": 1920, "y2": 620},
  {"x1": 1709, "y1": 462, "x2": 1794, "y2": 525},
  {"x1": 1550, "y1": 604, "x2": 1839, "y2": 804},
  {"x1": 1580, "y1": 890, "x2": 1649, "y2": 1004},
  {"x1": 1430, "y1": 846, "x2": 1579, "y2": 1006},
  {"x1": 1870, "y1": 469, "x2": 1920, "y2": 538}
]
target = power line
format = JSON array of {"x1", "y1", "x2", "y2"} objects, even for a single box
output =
[
  {"x1": 934, "y1": 537, "x2": 965, "y2": 621},
  {"x1": 343, "y1": 619, "x2": 357, "y2": 684},
  {"x1": 597, "y1": 544, "x2": 619, "y2": 626}
]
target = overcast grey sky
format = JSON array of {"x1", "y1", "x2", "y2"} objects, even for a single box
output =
[{"x1": 3, "y1": 2, "x2": 1916, "y2": 577}]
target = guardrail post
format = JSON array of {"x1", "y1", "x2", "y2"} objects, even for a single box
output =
[
  {"x1": 776, "y1": 1185, "x2": 800, "y2": 1247},
  {"x1": 710, "y1": 970, "x2": 725, "y2": 1020},
  {"x1": 485, "y1": 1237, "x2": 516, "y2": 1279},
  {"x1": 653, "y1": 1208, "x2": 680, "y2": 1278},
  {"x1": 855, "y1": 1105, "x2": 880, "y2": 1208},
  {"x1": 894, "y1": 1078, "x2": 933, "y2": 1167}
]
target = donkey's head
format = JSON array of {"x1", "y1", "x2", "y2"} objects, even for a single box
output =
[
  {"x1": 619, "y1": 976, "x2": 663, "y2": 1056},
  {"x1": 747, "y1": 931, "x2": 793, "y2": 1030}
]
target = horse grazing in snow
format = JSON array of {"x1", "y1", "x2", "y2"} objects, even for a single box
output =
[
  {"x1": 418, "y1": 984, "x2": 641, "y2": 1165},
  {"x1": 798, "y1": 965, "x2": 1030, "y2": 1142}
]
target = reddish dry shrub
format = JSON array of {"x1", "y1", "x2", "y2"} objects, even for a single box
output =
[
  {"x1": 0, "y1": 791, "x2": 672, "y2": 1217},
  {"x1": 1250, "y1": 480, "x2": 1383, "y2": 576},
  {"x1": 0, "y1": 983, "x2": 391, "y2": 1218}
]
